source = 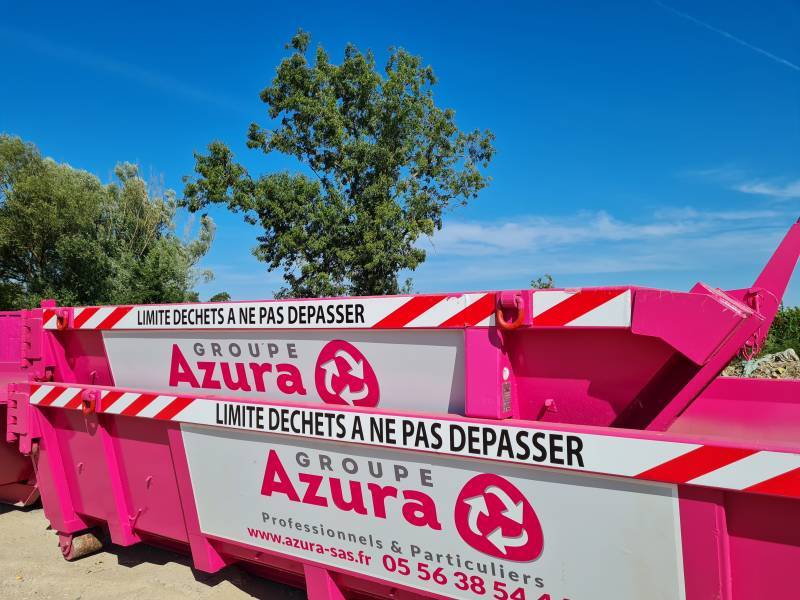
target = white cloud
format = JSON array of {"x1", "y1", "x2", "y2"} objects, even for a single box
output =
[
  {"x1": 682, "y1": 165, "x2": 746, "y2": 181},
  {"x1": 406, "y1": 207, "x2": 796, "y2": 293},
  {"x1": 198, "y1": 200, "x2": 796, "y2": 301},
  {"x1": 653, "y1": 207, "x2": 782, "y2": 221},
  {"x1": 734, "y1": 180, "x2": 800, "y2": 200},
  {"x1": 421, "y1": 209, "x2": 786, "y2": 258},
  {"x1": 685, "y1": 167, "x2": 800, "y2": 201}
]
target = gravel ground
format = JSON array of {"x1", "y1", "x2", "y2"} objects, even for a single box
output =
[{"x1": 0, "y1": 503, "x2": 307, "y2": 600}]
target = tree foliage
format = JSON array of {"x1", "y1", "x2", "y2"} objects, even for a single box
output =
[
  {"x1": 0, "y1": 135, "x2": 215, "y2": 309},
  {"x1": 208, "y1": 291, "x2": 232, "y2": 302},
  {"x1": 183, "y1": 30, "x2": 495, "y2": 298},
  {"x1": 531, "y1": 274, "x2": 554, "y2": 289}
]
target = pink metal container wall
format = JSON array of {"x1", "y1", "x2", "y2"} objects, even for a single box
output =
[{"x1": 4, "y1": 220, "x2": 800, "y2": 599}]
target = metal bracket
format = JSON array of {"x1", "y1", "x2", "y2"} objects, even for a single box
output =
[
  {"x1": 19, "y1": 308, "x2": 56, "y2": 382},
  {"x1": 6, "y1": 384, "x2": 41, "y2": 454},
  {"x1": 496, "y1": 291, "x2": 529, "y2": 330}
]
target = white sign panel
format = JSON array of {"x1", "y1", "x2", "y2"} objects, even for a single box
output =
[
  {"x1": 103, "y1": 330, "x2": 465, "y2": 414},
  {"x1": 115, "y1": 298, "x2": 406, "y2": 329},
  {"x1": 182, "y1": 425, "x2": 686, "y2": 600}
]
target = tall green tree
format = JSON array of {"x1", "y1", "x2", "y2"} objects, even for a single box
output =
[
  {"x1": 183, "y1": 30, "x2": 495, "y2": 298},
  {"x1": 0, "y1": 135, "x2": 215, "y2": 309}
]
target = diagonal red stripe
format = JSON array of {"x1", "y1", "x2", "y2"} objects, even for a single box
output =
[
  {"x1": 96, "y1": 306, "x2": 133, "y2": 330},
  {"x1": 37, "y1": 387, "x2": 66, "y2": 407},
  {"x1": 746, "y1": 467, "x2": 800, "y2": 498},
  {"x1": 154, "y1": 397, "x2": 194, "y2": 420},
  {"x1": 101, "y1": 391, "x2": 125, "y2": 411},
  {"x1": 636, "y1": 446, "x2": 757, "y2": 484},
  {"x1": 29, "y1": 384, "x2": 41, "y2": 396},
  {"x1": 64, "y1": 393, "x2": 85, "y2": 410},
  {"x1": 73, "y1": 307, "x2": 100, "y2": 328},
  {"x1": 42, "y1": 310, "x2": 55, "y2": 326},
  {"x1": 533, "y1": 289, "x2": 626, "y2": 326},
  {"x1": 120, "y1": 394, "x2": 157, "y2": 417},
  {"x1": 372, "y1": 295, "x2": 448, "y2": 328},
  {"x1": 439, "y1": 293, "x2": 496, "y2": 328}
]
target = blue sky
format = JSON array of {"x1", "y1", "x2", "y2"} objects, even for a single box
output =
[{"x1": 2, "y1": 1, "x2": 798, "y2": 302}]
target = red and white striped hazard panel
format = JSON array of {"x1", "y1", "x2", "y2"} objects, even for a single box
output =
[
  {"x1": 532, "y1": 288, "x2": 631, "y2": 327},
  {"x1": 42, "y1": 289, "x2": 634, "y2": 331},
  {"x1": 30, "y1": 384, "x2": 193, "y2": 421},
  {"x1": 29, "y1": 383, "x2": 800, "y2": 499},
  {"x1": 41, "y1": 293, "x2": 497, "y2": 331}
]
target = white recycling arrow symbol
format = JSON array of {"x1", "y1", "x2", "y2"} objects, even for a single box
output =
[
  {"x1": 462, "y1": 485, "x2": 527, "y2": 555},
  {"x1": 319, "y1": 349, "x2": 368, "y2": 404},
  {"x1": 486, "y1": 527, "x2": 528, "y2": 554}
]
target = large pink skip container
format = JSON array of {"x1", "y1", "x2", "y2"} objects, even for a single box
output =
[
  {"x1": 3, "y1": 220, "x2": 800, "y2": 600},
  {"x1": 0, "y1": 309, "x2": 39, "y2": 506}
]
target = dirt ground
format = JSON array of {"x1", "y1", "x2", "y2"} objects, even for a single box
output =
[{"x1": 0, "y1": 504, "x2": 307, "y2": 600}]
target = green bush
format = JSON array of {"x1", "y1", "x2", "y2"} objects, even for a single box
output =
[{"x1": 763, "y1": 305, "x2": 800, "y2": 355}]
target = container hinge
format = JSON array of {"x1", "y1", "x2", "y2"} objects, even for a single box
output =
[{"x1": 739, "y1": 288, "x2": 766, "y2": 361}]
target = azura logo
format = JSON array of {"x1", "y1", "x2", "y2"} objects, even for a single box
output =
[
  {"x1": 167, "y1": 338, "x2": 379, "y2": 407},
  {"x1": 454, "y1": 474, "x2": 543, "y2": 562},
  {"x1": 314, "y1": 340, "x2": 380, "y2": 407}
]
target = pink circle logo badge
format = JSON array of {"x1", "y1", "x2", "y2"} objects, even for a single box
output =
[
  {"x1": 454, "y1": 473, "x2": 543, "y2": 562},
  {"x1": 314, "y1": 340, "x2": 380, "y2": 407}
]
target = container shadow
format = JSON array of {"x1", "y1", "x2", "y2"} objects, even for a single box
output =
[
  {"x1": 0, "y1": 500, "x2": 41, "y2": 515},
  {"x1": 1, "y1": 503, "x2": 306, "y2": 598},
  {"x1": 103, "y1": 541, "x2": 308, "y2": 600}
]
